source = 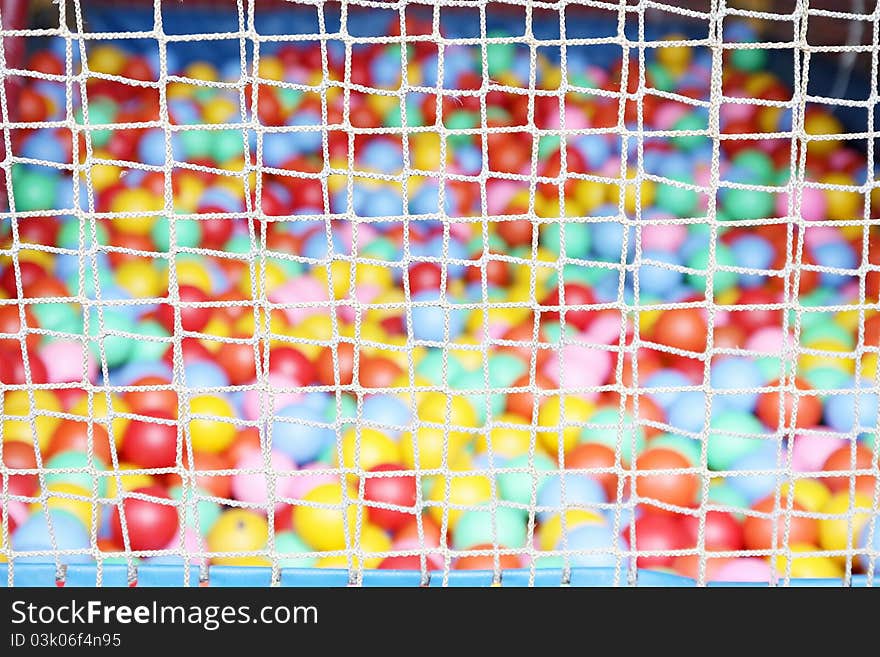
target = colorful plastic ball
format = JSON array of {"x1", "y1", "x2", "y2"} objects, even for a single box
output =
[
  {"x1": 3, "y1": 441, "x2": 39, "y2": 497},
  {"x1": 274, "y1": 531, "x2": 317, "y2": 568},
  {"x1": 338, "y1": 427, "x2": 400, "y2": 477},
  {"x1": 627, "y1": 513, "x2": 692, "y2": 569},
  {"x1": 818, "y1": 491, "x2": 873, "y2": 559},
  {"x1": 821, "y1": 444, "x2": 876, "y2": 495},
  {"x1": 680, "y1": 510, "x2": 745, "y2": 552},
  {"x1": 452, "y1": 507, "x2": 528, "y2": 551},
  {"x1": 651, "y1": 307, "x2": 707, "y2": 354},
  {"x1": 44, "y1": 450, "x2": 108, "y2": 498},
  {"x1": 634, "y1": 448, "x2": 699, "y2": 513},
  {"x1": 497, "y1": 453, "x2": 556, "y2": 506},
  {"x1": 453, "y1": 544, "x2": 522, "y2": 571},
  {"x1": 120, "y1": 413, "x2": 178, "y2": 469},
  {"x1": 12, "y1": 509, "x2": 92, "y2": 564},
  {"x1": 565, "y1": 442, "x2": 623, "y2": 500},
  {"x1": 824, "y1": 384, "x2": 879, "y2": 435},
  {"x1": 111, "y1": 485, "x2": 179, "y2": 552},
  {"x1": 580, "y1": 407, "x2": 646, "y2": 465},
  {"x1": 427, "y1": 469, "x2": 493, "y2": 528},
  {"x1": 294, "y1": 482, "x2": 366, "y2": 552},
  {"x1": 187, "y1": 394, "x2": 237, "y2": 454},
  {"x1": 742, "y1": 495, "x2": 819, "y2": 551},
  {"x1": 232, "y1": 449, "x2": 297, "y2": 511},
  {"x1": 272, "y1": 403, "x2": 334, "y2": 465},
  {"x1": 727, "y1": 442, "x2": 781, "y2": 505},
  {"x1": 207, "y1": 508, "x2": 270, "y2": 566},
  {"x1": 362, "y1": 463, "x2": 418, "y2": 531},
  {"x1": 536, "y1": 472, "x2": 607, "y2": 521},
  {"x1": 168, "y1": 485, "x2": 221, "y2": 535},
  {"x1": 756, "y1": 377, "x2": 823, "y2": 431},
  {"x1": 706, "y1": 410, "x2": 767, "y2": 471},
  {"x1": 564, "y1": 522, "x2": 629, "y2": 568},
  {"x1": 48, "y1": 419, "x2": 114, "y2": 467},
  {"x1": 775, "y1": 543, "x2": 844, "y2": 579},
  {"x1": 537, "y1": 395, "x2": 595, "y2": 455}
]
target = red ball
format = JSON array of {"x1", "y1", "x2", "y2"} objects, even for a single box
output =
[
  {"x1": 394, "y1": 513, "x2": 447, "y2": 548},
  {"x1": 407, "y1": 262, "x2": 443, "y2": 296},
  {"x1": 488, "y1": 132, "x2": 532, "y2": 175},
  {"x1": 197, "y1": 212, "x2": 236, "y2": 250},
  {"x1": 679, "y1": 510, "x2": 745, "y2": 552},
  {"x1": 634, "y1": 448, "x2": 699, "y2": 514},
  {"x1": 730, "y1": 288, "x2": 783, "y2": 333},
  {"x1": 269, "y1": 347, "x2": 315, "y2": 385},
  {"x1": 364, "y1": 463, "x2": 418, "y2": 531},
  {"x1": 626, "y1": 513, "x2": 691, "y2": 569},
  {"x1": 454, "y1": 544, "x2": 521, "y2": 570},
  {"x1": 756, "y1": 377, "x2": 822, "y2": 431},
  {"x1": 121, "y1": 413, "x2": 179, "y2": 470},
  {"x1": 651, "y1": 307, "x2": 707, "y2": 354},
  {"x1": 496, "y1": 218, "x2": 534, "y2": 248},
  {"x1": 822, "y1": 444, "x2": 876, "y2": 495},
  {"x1": 541, "y1": 283, "x2": 597, "y2": 331},
  {"x1": 124, "y1": 376, "x2": 178, "y2": 419},
  {"x1": 111, "y1": 485, "x2": 179, "y2": 552},
  {"x1": 358, "y1": 355, "x2": 402, "y2": 389},
  {"x1": 216, "y1": 339, "x2": 259, "y2": 386},
  {"x1": 180, "y1": 451, "x2": 232, "y2": 500},
  {"x1": 18, "y1": 87, "x2": 48, "y2": 123},
  {"x1": 0, "y1": 348, "x2": 48, "y2": 385},
  {"x1": 506, "y1": 372, "x2": 555, "y2": 421},
  {"x1": 3, "y1": 441, "x2": 38, "y2": 497},
  {"x1": 315, "y1": 342, "x2": 355, "y2": 387},
  {"x1": 48, "y1": 420, "x2": 114, "y2": 466},
  {"x1": 156, "y1": 285, "x2": 212, "y2": 333},
  {"x1": 565, "y1": 442, "x2": 622, "y2": 500},
  {"x1": 742, "y1": 495, "x2": 818, "y2": 551}
]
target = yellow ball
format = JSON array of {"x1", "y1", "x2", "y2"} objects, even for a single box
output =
[
  {"x1": 202, "y1": 95, "x2": 239, "y2": 124},
  {"x1": 116, "y1": 259, "x2": 164, "y2": 299},
  {"x1": 538, "y1": 509, "x2": 605, "y2": 551},
  {"x1": 69, "y1": 394, "x2": 130, "y2": 447},
  {"x1": 475, "y1": 414, "x2": 535, "y2": 458},
  {"x1": 185, "y1": 61, "x2": 218, "y2": 82},
  {"x1": 538, "y1": 395, "x2": 595, "y2": 455},
  {"x1": 798, "y1": 338, "x2": 855, "y2": 375},
  {"x1": 338, "y1": 427, "x2": 400, "y2": 476},
  {"x1": 656, "y1": 34, "x2": 692, "y2": 75},
  {"x1": 86, "y1": 160, "x2": 122, "y2": 193},
  {"x1": 573, "y1": 179, "x2": 609, "y2": 214},
  {"x1": 805, "y1": 112, "x2": 843, "y2": 157},
  {"x1": 295, "y1": 483, "x2": 366, "y2": 552},
  {"x1": 188, "y1": 395, "x2": 237, "y2": 453},
  {"x1": 427, "y1": 466, "x2": 493, "y2": 528},
  {"x1": 173, "y1": 173, "x2": 206, "y2": 213},
  {"x1": 774, "y1": 543, "x2": 844, "y2": 579},
  {"x1": 257, "y1": 55, "x2": 285, "y2": 82},
  {"x1": 105, "y1": 463, "x2": 156, "y2": 500},
  {"x1": 822, "y1": 172, "x2": 863, "y2": 221},
  {"x1": 34, "y1": 483, "x2": 98, "y2": 529},
  {"x1": 3, "y1": 389, "x2": 62, "y2": 451},
  {"x1": 780, "y1": 478, "x2": 832, "y2": 513},
  {"x1": 88, "y1": 45, "x2": 126, "y2": 76},
  {"x1": 207, "y1": 509, "x2": 270, "y2": 566},
  {"x1": 173, "y1": 257, "x2": 214, "y2": 292},
  {"x1": 400, "y1": 426, "x2": 471, "y2": 472},
  {"x1": 410, "y1": 132, "x2": 444, "y2": 172},
  {"x1": 238, "y1": 260, "x2": 288, "y2": 299},
  {"x1": 818, "y1": 491, "x2": 873, "y2": 560},
  {"x1": 861, "y1": 352, "x2": 878, "y2": 381},
  {"x1": 624, "y1": 175, "x2": 656, "y2": 217},
  {"x1": 109, "y1": 188, "x2": 163, "y2": 236},
  {"x1": 417, "y1": 392, "x2": 478, "y2": 429}
]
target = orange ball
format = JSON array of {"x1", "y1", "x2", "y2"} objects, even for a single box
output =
[
  {"x1": 453, "y1": 544, "x2": 521, "y2": 571},
  {"x1": 216, "y1": 339, "x2": 259, "y2": 386},
  {"x1": 756, "y1": 377, "x2": 823, "y2": 431},
  {"x1": 566, "y1": 442, "x2": 623, "y2": 500},
  {"x1": 358, "y1": 355, "x2": 403, "y2": 389},
  {"x1": 48, "y1": 420, "x2": 114, "y2": 466},
  {"x1": 651, "y1": 307, "x2": 707, "y2": 354},
  {"x1": 821, "y1": 444, "x2": 876, "y2": 495},
  {"x1": 634, "y1": 448, "x2": 699, "y2": 514},
  {"x1": 124, "y1": 376, "x2": 178, "y2": 419},
  {"x1": 315, "y1": 342, "x2": 355, "y2": 387},
  {"x1": 742, "y1": 495, "x2": 819, "y2": 551}
]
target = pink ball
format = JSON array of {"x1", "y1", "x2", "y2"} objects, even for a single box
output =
[
  {"x1": 542, "y1": 344, "x2": 613, "y2": 395},
  {"x1": 41, "y1": 339, "x2": 96, "y2": 383},
  {"x1": 640, "y1": 221, "x2": 687, "y2": 252},
  {"x1": 777, "y1": 186, "x2": 828, "y2": 222},
  {"x1": 486, "y1": 180, "x2": 522, "y2": 215},
  {"x1": 711, "y1": 557, "x2": 775, "y2": 583},
  {"x1": 160, "y1": 527, "x2": 206, "y2": 566},
  {"x1": 745, "y1": 327, "x2": 790, "y2": 354},
  {"x1": 791, "y1": 430, "x2": 848, "y2": 472},
  {"x1": 390, "y1": 539, "x2": 445, "y2": 570},
  {"x1": 720, "y1": 98, "x2": 757, "y2": 126},
  {"x1": 287, "y1": 462, "x2": 341, "y2": 500},
  {"x1": 241, "y1": 372, "x2": 304, "y2": 421},
  {"x1": 582, "y1": 310, "x2": 625, "y2": 346},
  {"x1": 653, "y1": 102, "x2": 689, "y2": 130},
  {"x1": 231, "y1": 449, "x2": 298, "y2": 511},
  {"x1": 270, "y1": 277, "x2": 330, "y2": 325}
]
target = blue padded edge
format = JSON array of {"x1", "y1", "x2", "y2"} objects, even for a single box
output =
[
  {"x1": 428, "y1": 570, "x2": 495, "y2": 587},
  {"x1": 280, "y1": 568, "x2": 350, "y2": 587},
  {"x1": 502, "y1": 568, "x2": 565, "y2": 587},
  {"x1": 66, "y1": 564, "x2": 129, "y2": 588},
  {"x1": 362, "y1": 569, "x2": 423, "y2": 587},
  {"x1": 209, "y1": 566, "x2": 273, "y2": 588},
  {"x1": 136, "y1": 564, "x2": 197, "y2": 587},
  {"x1": 635, "y1": 570, "x2": 696, "y2": 587},
  {"x1": 0, "y1": 563, "x2": 57, "y2": 587}
]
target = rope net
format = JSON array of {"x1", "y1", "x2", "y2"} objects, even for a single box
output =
[{"x1": 0, "y1": 0, "x2": 879, "y2": 586}]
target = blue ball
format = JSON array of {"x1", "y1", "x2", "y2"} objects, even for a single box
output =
[
  {"x1": 726, "y1": 441, "x2": 780, "y2": 505},
  {"x1": 358, "y1": 186, "x2": 404, "y2": 219},
  {"x1": 262, "y1": 132, "x2": 297, "y2": 169},
  {"x1": 644, "y1": 369, "x2": 693, "y2": 410},
  {"x1": 710, "y1": 356, "x2": 764, "y2": 412},
  {"x1": 410, "y1": 181, "x2": 455, "y2": 216},
  {"x1": 536, "y1": 473, "x2": 607, "y2": 522},
  {"x1": 563, "y1": 522, "x2": 629, "y2": 568},
  {"x1": 638, "y1": 250, "x2": 683, "y2": 297},
  {"x1": 103, "y1": 361, "x2": 172, "y2": 388},
  {"x1": 455, "y1": 144, "x2": 483, "y2": 175},
  {"x1": 362, "y1": 394, "x2": 411, "y2": 435},
  {"x1": 21, "y1": 130, "x2": 67, "y2": 164},
  {"x1": 302, "y1": 229, "x2": 345, "y2": 260},
  {"x1": 409, "y1": 291, "x2": 467, "y2": 343},
  {"x1": 859, "y1": 520, "x2": 880, "y2": 571},
  {"x1": 573, "y1": 133, "x2": 611, "y2": 167},
  {"x1": 824, "y1": 383, "x2": 880, "y2": 435},
  {"x1": 667, "y1": 390, "x2": 709, "y2": 435},
  {"x1": 168, "y1": 98, "x2": 201, "y2": 125},
  {"x1": 12, "y1": 510, "x2": 92, "y2": 564},
  {"x1": 590, "y1": 220, "x2": 635, "y2": 263},
  {"x1": 813, "y1": 241, "x2": 858, "y2": 289},
  {"x1": 284, "y1": 111, "x2": 323, "y2": 153},
  {"x1": 139, "y1": 128, "x2": 184, "y2": 166},
  {"x1": 199, "y1": 187, "x2": 243, "y2": 212},
  {"x1": 271, "y1": 403, "x2": 335, "y2": 464},
  {"x1": 183, "y1": 360, "x2": 229, "y2": 389},
  {"x1": 730, "y1": 234, "x2": 775, "y2": 288},
  {"x1": 361, "y1": 139, "x2": 404, "y2": 174}
]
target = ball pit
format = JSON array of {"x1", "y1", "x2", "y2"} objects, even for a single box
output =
[{"x1": 1, "y1": 9, "x2": 879, "y2": 585}]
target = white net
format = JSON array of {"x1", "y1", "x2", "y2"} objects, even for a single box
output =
[{"x1": 0, "y1": 0, "x2": 879, "y2": 587}]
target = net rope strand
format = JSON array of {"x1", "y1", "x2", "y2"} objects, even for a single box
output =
[{"x1": 0, "y1": 0, "x2": 878, "y2": 585}]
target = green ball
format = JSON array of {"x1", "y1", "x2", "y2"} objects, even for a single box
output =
[
  {"x1": 649, "y1": 433, "x2": 702, "y2": 465},
  {"x1": 12, "y1": 167, "x2": 59, "y2": 212},
  {"x1": 647, "y1": 62, "x2": 676, "y2": 92},
  {"x1": 671, "y1": 112, "x2": 708, "y2": 151},
  {"x1": 803, "y1": 366, "x2": 851, "y2": 392},
  {"x1": 541, "y1": 221, "x2": 591, "y2": 259},
  {"x1": 278, "y1": 87, "x2": 303, "y2": 112},
  {"x1": 325, "y1": 393, "x2": 358, "y2": 424},
  {"x1": 361, "y1": 236, "x2": 399, "y2": 262},
  {"x1": 579, "y1": 408, "x2": 646, "y2": 464},
  {"x1": 731, "y1": 47, "x2": 768, "y2": 72},
  {"x1": 453, "y1": 506, "x2": 528, "y2": 550},
  {"x1": 799, "y1": 310, "x2": 834, "y2": 333},
  {"x1": 498, "y1": 453, "x2": 556, "y2": 506},
  {"x1": 179, "y1": 129, "x2": 214, "y2": 159},
  {"x1": 130, "y1": 320, "x2": 171, "y2": 362},
  {"x1": 802, "y1": 322, "x2": 856, "y2": 350},
  {"x1": 534, "y1": 554, "x2": 566, "y2": 569},
  {"x1": 706, "y1": 411, "x2": 767, "y2": 471},
  {"x1": 487, "y1": 38, "x2": 516, "y2": 78},
  {"x1": 57, "y1": 219, "x2": 109, "y2": 250},
  {"x1": 541, "y1": 320, "x2": 577, "y2": 346},
  {"x1": 76, "y1": 99, "x2": 117, "y2": 148},
  {"x1": 46, "y1": 451, "x2": 108, "y2": 496},
  {"x1": 721, "y1": 187, "x2": 775, "y2": 221},
  {"x1": 267, "y1": 256, "x2": 303, "y2": 278},
  {"x1": 385, "y1": 98, "x2": 424, "y2": 128},
  {"x1": 687, "y1": 242, "x2": 738, "y2": 295},
  {"x1": 451, "y1": 368, "x2": 504, "y2": 426},
  {"x1": 487, "y1": 353, "x2": 528, "y2": 389},
  {"x1": 733, "y1": 149, "x2": 776, "y2": 185},
  {"x1": 170, "y1": 486, "x2": 222, "y2": 535},
  {"x1": 445, "y1": 111, "x2": 480, "y2": 148},
  {"x1": 88, "y1": 309, "x2": 137, "y2": 368},
  {"x1": 545, "y1": 263, "x2": 605, "y2": 289},
  {"x1": 31, "y1": 301, "x2": 82, "y2": 338},
  {"x1": 275, "y1": 531, "x2": 317, "y2": 568},
  {"x1": 656, "y1": 180, "x2": 699, "y2": 217},
  {"x1": 212, "y1": 129, "x2": 246, "y2": 163},
  {"x1": 707, "y1": 480, "x2": 750, "y2": 518},
  {"x1": 538, "y1": 135, "x2": 562, "y2": 160},
  {"x1": 224, "y1": 233, "x2": 253, "y2": 254},
  {"x1": 754, "y1": 355, "x2": 787, "y2": 382},
  {"x1": 416, "y1": 347, "x2": 466, "y2": 385},
  {"x1": 151, "y1": 216, "x2": 203, "y2": 252}
]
